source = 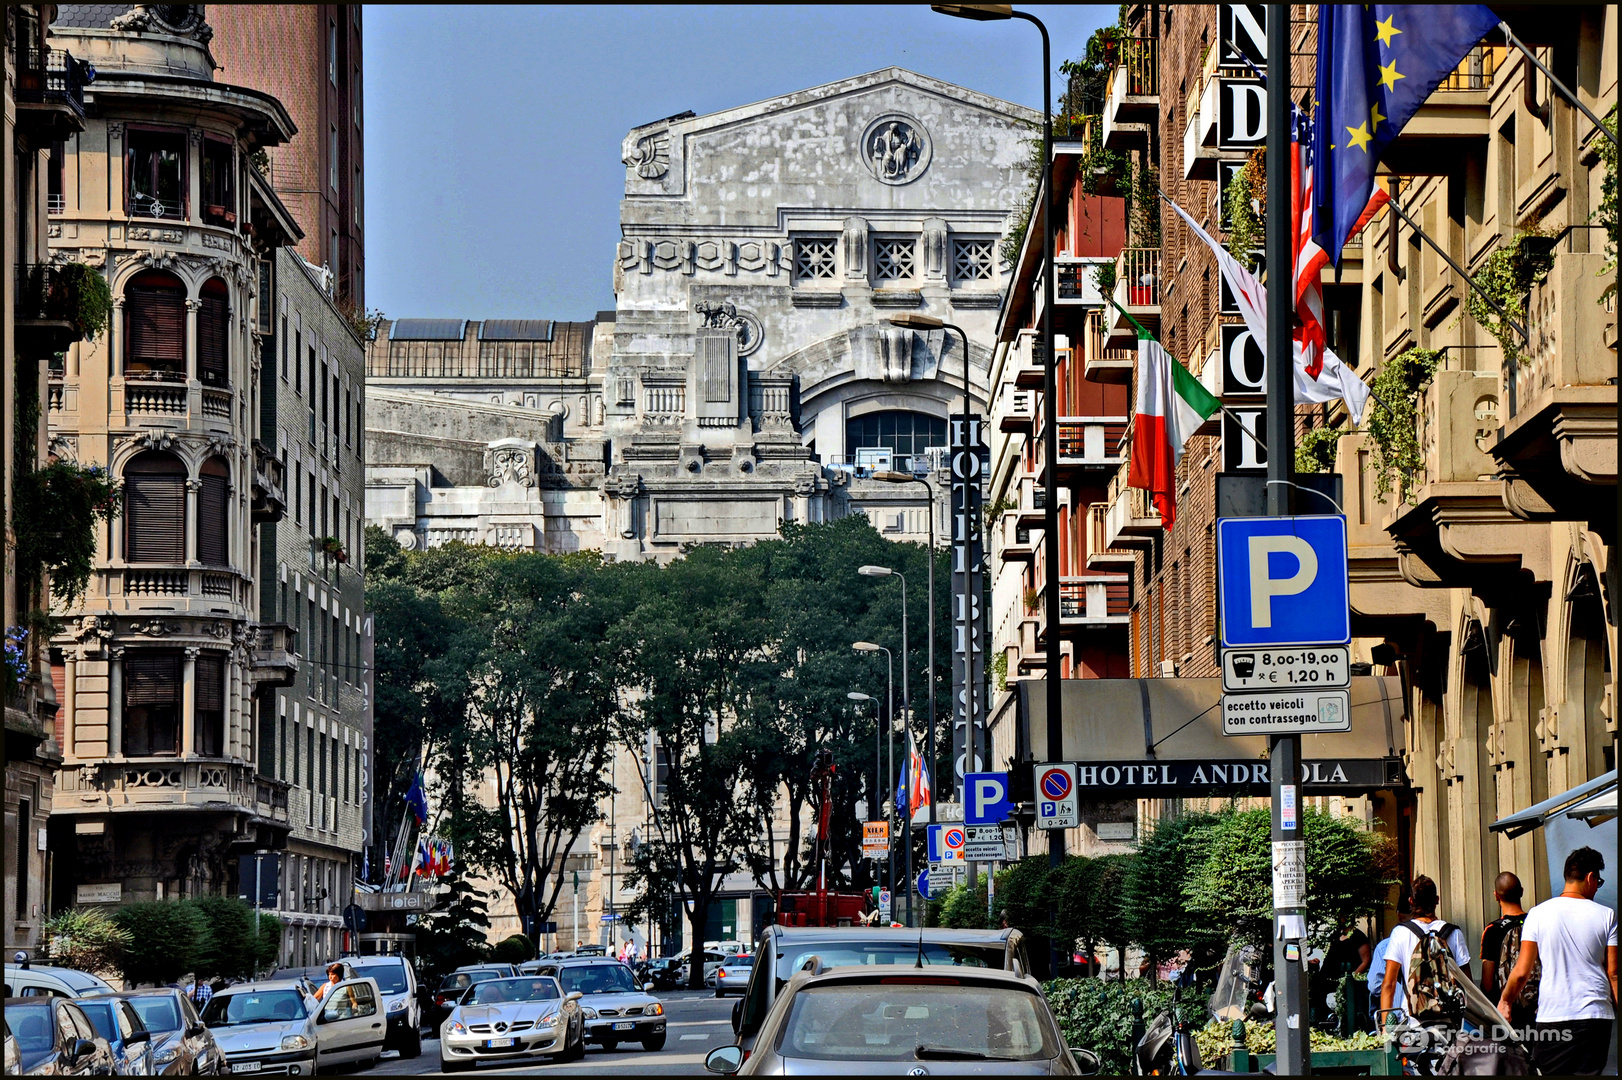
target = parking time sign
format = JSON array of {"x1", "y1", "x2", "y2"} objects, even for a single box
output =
[
  {"x1": 1217, "y1": 516, "x2": 1350, "y2": 648},
  {"x1": 1035, "y1": 763, "x2": 1078, "y2": 830}
]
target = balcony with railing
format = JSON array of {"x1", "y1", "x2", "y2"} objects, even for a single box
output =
[
  {"x1": 1103, "y1": 37, "x2": 1158, "y2": 150},
  {"x1": 1039, "y1": 416, "x2": 1129, "y2": 482},
  {"x1": 1104, "y1": 462, "x2": 1162, "y2": 548},
  {"x1": 14, "y1": 48, "x2": 89, "y2": 140},
  {"x1": 15, "y1": 263, "x2": 91, "y2": 354},
  {"x1": 105, "y1": 566, "x2": 253, "y2": 607},
  {"x1": 252, "y1": 441, "x2": 287, "y2": 524},
  {"x1": 1106, "y1": 248, "x2": 1161, "y2": 348},
  {"x1": 1084, "y1": 308, "x2": 1135, "y2": 384},
  {"x1": 999, "y1": 511, "x2": 1037, "y2": 561},
  {"x1": 1009, "y1": 329, "x2": 1046, "y2": 389},
  {"x1": 1014, "y1": 470, "x2": 1048, "y2": 526},
  {"x1": 1058, "y1": 574, "x2": 1131, "y2": 629},
  {"x1": 251, "y1": 622, "x2": 298, "y2": 687},
  {"x1": 1086, "y1": 501, "x2": 1136, "y2": 569},
  {"x1": 996, "y1": 383, "x2": 1037, "y2": 433},
  {"x1": 1055, "y1": 257, "x2": 1114, "y2": 304},
  {"x1": 56, "y1": 758, "x2": 290, "y2": 826}
]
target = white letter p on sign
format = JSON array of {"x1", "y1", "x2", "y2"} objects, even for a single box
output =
[{"x1": 1248, "y1": 535, "x2": 1318, "y2": 628}]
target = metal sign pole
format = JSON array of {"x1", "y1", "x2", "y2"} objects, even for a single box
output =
[{"x1": 1265, "y1": 5, "x2": 1308, "y2": 1074}]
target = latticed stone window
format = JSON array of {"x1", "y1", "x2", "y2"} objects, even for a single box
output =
[
  {"x1": 794, "y1": 237, "x2": 838, "y2": 280},
  {"x1": 873, "y1": 238, "x2": 917, "y2": 281},
  {"x1": 953, "y1": 238, "x2": 995, "y2": 281}
]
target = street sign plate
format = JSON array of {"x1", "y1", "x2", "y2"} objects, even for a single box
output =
[
  {"x1": 862, "y1": 821, "x2": 890, "y2": 859},
  {"x1": 1217, "y1": 516, "x2": 1350, "y2": 648},
  {"x1": 916, "y1": 869, "x2": 931, "y2": 899},
  {"x1": 927, "y1": 866, "x2": 963, "y2": 892},
  {"x1": 964, "y1": 825, "x2": 1008, "y2": 861},
  {"x1": 878, "y1": 889, "x2": 891, "y2": 917},
  {"x1": 1222, "y1": 645, "x2": 1350, "y2": 692},
  {"x1": 927, "y1": 823, "x2": 966, "y2": 864},
  {"x1": 963, "y1": 772, "x2": 1014, "y2": 825},
  {"x1": 1035, "y1": 763, "x2": 1078, "y2": 829},
  {"x1": 1222, "y1": 688, "x2": 1352, "y2": 735}
]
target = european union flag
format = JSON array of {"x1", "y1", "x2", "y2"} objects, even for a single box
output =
[
  {"x1": 405, "y1": 771, "x2": 429, "y2": 824},
  {"x1": 1312, "y1": 4, "x2": 1500, "y2": 263}
]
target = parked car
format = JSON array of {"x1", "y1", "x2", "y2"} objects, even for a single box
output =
[
  {"x1": 344, "y1": 957, "x2": 421, "y2": 1058},
  {"x1": 452, "y1": 964, "x2": 517, "y2": 979},
  {"x1": 438, "y1": 976, "x2": 583, "y2": 1072},
  {"x1": 4, "y1": 965, "x2": 118, "y2": 1000},
  {"x1": 731, "y1": 926, "x2": 1032, "y2": 1055},
  {"x1": 639, "y1": 958, "x2": 684, "y2": 993},
  {"x1": 713, "y1": 955, "x2": 753, "y2": 998},
  {"x1": 109, "y1": 988, "x2": 225, "y2": 1076},
  {"x1": 428, "y1": 971, "x2": 505, "y2": 1031},
  {"x1": 702, "y1": 963, "x2": 1099, "y2": 1075},
  {"x1": 5, "y1": 996, "x2": 116, "y2": 1075},
  {"x1": 72, "y1": 997, "x2": 154, "y2": 1076},
  {"x1": 542, "y1": 959, "x2": 665, "y2": 1052},
  {"x1": 571, "y1": 946, "x2": 606, "y2": 958},
  {"x1": 200, "y1": 976, "x2": 385, "y2": 1076}
]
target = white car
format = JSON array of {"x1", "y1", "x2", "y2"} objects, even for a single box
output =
[
  {"x1": 3, "y1": 964, "x2": 117, "y2": 999},
  {"x1": 439, "y1": 976, "x2": 584, "y2": 1071},
  {"x1": 200, "y1": 976, "x2": 386, "y2": 1075}
]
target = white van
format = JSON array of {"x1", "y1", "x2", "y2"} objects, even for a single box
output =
[{"x1": 3, "y1": 964, "x2": 117, "y2": 999}]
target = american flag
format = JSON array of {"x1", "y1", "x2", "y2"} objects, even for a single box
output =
[{"x1": 1292, "y1": 107, "x2": 1330, "y2": 379}]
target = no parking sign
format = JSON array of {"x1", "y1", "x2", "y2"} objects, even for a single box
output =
[
  {"x1": 927, "y1": 823, "x2": 966, "y2": 864},
  {"x1": 1035, "y1": 763, "x2": 1078, "y2": 829}
]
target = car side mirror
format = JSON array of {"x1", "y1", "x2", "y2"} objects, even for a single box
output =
[
  {"x1": 730, "y1": 998, "x2": 743, "y2": 1033},
  {"x1": 187, "y1": 1023, "x2": 205, "y2": 1038},
  {"x1": 126, "y1": 1030, "x2": 151, "y2": 1045},
  {"x1": 643, "y1": 982, "x2": 655, "y2": 992},
  {"x1": 72, "y1": 1039, "x2": 97, "y2": 1059},
  {"x1": 1071, "y1": 1047, "x2": 1101, "y2": 1075},
  {"x1": 565, "y1": 992, "x2": 582, "y2": 1003},
  {"x1": 704, "y1": 1045, "x2": 743, "y2": 1075}
]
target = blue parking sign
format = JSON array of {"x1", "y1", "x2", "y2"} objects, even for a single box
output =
[{"x1": 1218, "y1": 516, "x2": 1349, "y2": 648}]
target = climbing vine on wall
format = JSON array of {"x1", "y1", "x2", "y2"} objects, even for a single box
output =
[
  {"x1": 1464, "y1": 230, "x2": 1553, "y2": 366},
  {"x1": 1365, "y1": 347, "x2": 1443, "y2": 504},
  {"x1": 1225, "y1": 148, "x2": 1266, "y2": 271},
  {"x1": 1594, "y1": 105, "x2": 1617, "y2": 302},
  {"x1": 1294, "y1": 426, "x2": 1343, "y2": 475}
]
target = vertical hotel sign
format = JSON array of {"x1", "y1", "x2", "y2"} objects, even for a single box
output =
[{"x1": 951, "y1": 416, "x2": 987, "y2": 787}]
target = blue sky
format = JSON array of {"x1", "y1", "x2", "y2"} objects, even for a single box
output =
[{"x1": 363, "y1": 4, "x2": 1113, "y2": 321}]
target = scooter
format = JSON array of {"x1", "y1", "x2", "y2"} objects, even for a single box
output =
[{"x1": 1135, "y1": 975, "x2": 1266, "y2": 1076}]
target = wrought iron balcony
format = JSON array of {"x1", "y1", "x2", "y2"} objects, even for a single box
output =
[
  {"x1": 14, "y1": 264, "x2": 87, "y2": 354},
  {"x1": 14, "y1": 48, "x2": 89, "y2": 139}
]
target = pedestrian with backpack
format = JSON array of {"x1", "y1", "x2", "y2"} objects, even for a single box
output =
[
  {"x1": 1379, "y1": 876, "x2": 1472, "y2": 1025},
  {"x1": 1479, "y1": 871, "x2": 1536, "y2": 1032},
  {"x1": 1497, "y1": 846, "x2": 1619, "y2": 1075}
]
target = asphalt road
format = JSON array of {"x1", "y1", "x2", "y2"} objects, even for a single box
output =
[{"x1": 368, "y1": 990, "x2": 737, "y2": 1076}]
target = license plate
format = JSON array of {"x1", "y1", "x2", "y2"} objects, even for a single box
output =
[
  {"x1": 231, "y1": 1064, "x2": 262, "y2": 1074},
  {"x1": 485, "y1": 1037, "x2": 516, "y2": 1048},
  {"x1": 613, "y1": 1021, "x2": 635, "y2": 1031}
]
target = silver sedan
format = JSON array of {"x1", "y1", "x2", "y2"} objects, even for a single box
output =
[
  {"x1": 714, "y1": 955, "x2": 754, "y2": 998},
  {"x1": 439, "y1": 977, "x2": 584, "y2": 1072}
]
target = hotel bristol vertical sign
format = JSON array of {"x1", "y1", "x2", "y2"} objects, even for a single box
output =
[{"x1": 951, "y1": 417, "x2": 987, "y2": 785}]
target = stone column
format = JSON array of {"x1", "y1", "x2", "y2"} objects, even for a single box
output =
[
  {"x1": 108, "y1": 648, "x2": 125, "y2": 758},
  {"x1": 185, "y1": 297, "x2": 201, "y2": 384},
  {"x1": 228, "y1": 654, "x2": 243, "y2": 759},
  {"x1": 182, "y1": 647, "x2": 199, "y2": 757},
  {"x1": 63, "y1": 652, "x2": 78, "y2": 758},
  {"x1": 185, "y1": 478, "x2": 202, "y2": 567}
]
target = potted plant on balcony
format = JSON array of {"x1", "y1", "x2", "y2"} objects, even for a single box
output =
[
  {"x1": 1366, "y1": 347, "x2": 1443, "y2": 504},
  {"x1": 318, "y1": 536, "x2": 349, "y2": 564},
  {"x1": 12, "y1": 461, "x2": 121, "y2": 608}
]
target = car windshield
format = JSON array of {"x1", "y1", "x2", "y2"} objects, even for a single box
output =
[
  {"x1": 201, "y1": 990, "x2": 308, "y2": 1027},
  {"x1": 724, "y1": 956, "x2": 754, "y2": 968},
  {"x1": 349, "y1": 965, "x2": 408, "y2": 994},
  {"x1": 465, "y1": 979, "x2": 560, "y2": 1005},
  {"x1": 124, "y1": 996, "x2": 182, "y2": 1033},
  {"x1": 776, "y1": 942, "x2": 997, "y2": 981},
  {"x1": 8, "y1": 1003, "x2": 54, "y2": 1052},
  {"x1": 557, "y1": 965, "x2": 637, "y2": 995},
  {"x1": 74, "y1": 1002, "x2": 118, "y2": 1041},
  {"x1": 776, "y1": 982, "x2": 1057, "y2": 1062}
]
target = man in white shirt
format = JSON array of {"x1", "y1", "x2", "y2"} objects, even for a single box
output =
[
  {"x1": 1379, "y1": 875, "x2": 1471, "y2": 1023},
  {"x1": 1499, "y1": 846, "x2": 1619, "y2": 1075}
]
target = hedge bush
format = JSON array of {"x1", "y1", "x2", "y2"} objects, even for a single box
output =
[
  {"x1": 115, "y1": 902, "x2": 209, "y2": 986},
  {"x1": 1044, "y1": 977, "x2": 1176, "y2": 1074},
  {"x1": 492, "y1": 933, "x2": 535, "y2": 965}
]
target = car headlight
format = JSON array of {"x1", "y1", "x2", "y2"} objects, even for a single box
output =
[
  {"x1": 279, "y1": 1035, "x2": 311, "y2": 1052},
  {"x1": 152, "y1": 1044, "x2": 182, "y2": 1065},
  {"x1": 538, "y1": 1010, "x2": 559, "y2": 1025},
  {"x1": 446, "y1": 1021, "x2": 467, "y2": 1036},
  {"x1": 580, "y1": 1007, "x2": 598, "y2": 1020},
  {"x1": 387, "y1": 997, "x2": 408, "y2": 1013},
  {"x1": 645, "y1": 1002, "x2": 663, "y2": 1016}
]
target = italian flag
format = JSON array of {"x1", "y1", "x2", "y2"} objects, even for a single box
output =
[{"x1": 1128, "y1": 330, "x2": 1219, "y2": 529}]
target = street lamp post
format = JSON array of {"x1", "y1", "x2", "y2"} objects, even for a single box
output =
[
  {"x1": 866, "y1": 478, "x2": 938, "y2": 820},
  {"x1": 857, "y1": 565, "x2": 919, "y2": 925},
  {"x1": 852, "y1": 642, "x2": 895, "y2": 911},
  {"x1": 847, "y1": 690, "x2": 880, "y2": 897},
  {"x1": 932, "y1": 0, "x2": 1057, "y2": 976}
]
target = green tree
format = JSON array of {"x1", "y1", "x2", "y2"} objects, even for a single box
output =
[
  {"x1": 415, "y1": 871, "x2": 493, "y2": 989},
  {"x1": 41, "y1": 908, "x2": 130, "y2": 977},
  {"x1": 1182, "y1": 807, "x2": 1397, "y2": 952},
  {"x1": 1053, "y1": 854, "x2": 1134, "y2": 979},
  {"x1": 253, "y1": 913, "x2": 284, "y2": 973},
  {"x1": 114, "y1": 901, "x2": 209, "y2": 986},
  {"x1": 186, "y1": 895, "x2": 264, "y2": 980},
  {"x1": 1122, "y1": 812, "x2": 1223, "y2": 977},
  {"x1": 491, "y1": 934, "x2": 535, "y2": 965}
]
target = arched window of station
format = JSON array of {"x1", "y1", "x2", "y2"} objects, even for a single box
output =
[
  {"x1": 845, "y1": 410, "x2": 946, "y2": 469},
  {"x1": 197, "y1": 457, "x2": 231, "y2": 568},
  {"x1": 197, "y1": 277, "x2": 231, "y2": 387},
  {"x1": 123, "y1": 450, "x2": 187, "y2": 563},
  {"x1": 123, "y1": 271, "x2": 186, "y2": 378}
]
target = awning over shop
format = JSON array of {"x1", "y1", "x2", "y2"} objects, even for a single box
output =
[{"x1": 1489, "y1": 770, "x2": 1617, "y2": 913}]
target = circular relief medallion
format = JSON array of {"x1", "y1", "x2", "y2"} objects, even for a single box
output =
[{"x1": 861, "y1": 114, "x2": 932, "y2": 186}]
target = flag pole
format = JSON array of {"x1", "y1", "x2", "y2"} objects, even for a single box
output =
[
  {"x1": 1383, "y1": 192, "x2": 1530, "y2": 343},
  {"x1": 1498, "y1": 21, "x2": 1618, "y2": 150}
]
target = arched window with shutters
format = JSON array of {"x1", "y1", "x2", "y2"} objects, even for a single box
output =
[
  {"x1": 124, "y1": 451, "x2": 187, "y2": 564},
  {"x1": 124, "y1": 271, "x2": 187, "y2": 377},
  {"x1": 198, "y1": 278, "x2": 230, "y2": 387},
  {"x1": 198, "y1": 458, "x2": 231, "y2": 567}
]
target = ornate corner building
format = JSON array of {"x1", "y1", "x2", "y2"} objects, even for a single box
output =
[{"x1": 40, "y1": 6, "x2": 372, "y2": 947}]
